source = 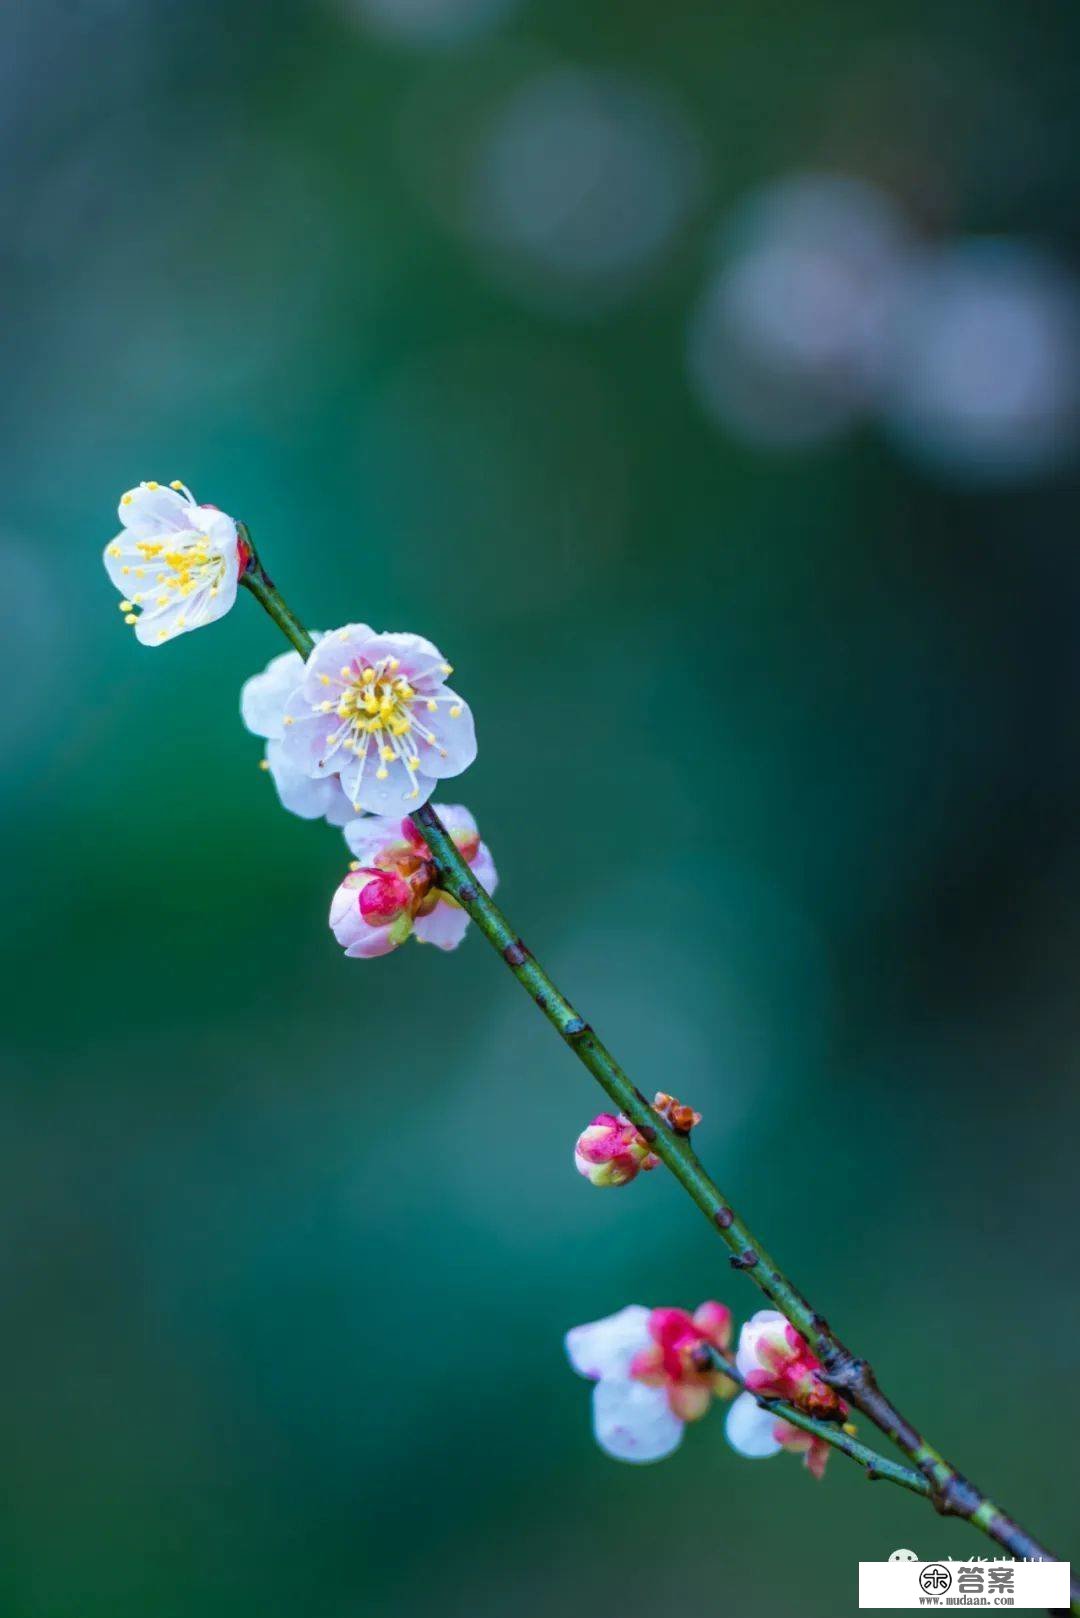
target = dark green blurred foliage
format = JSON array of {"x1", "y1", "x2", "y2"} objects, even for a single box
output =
[{"x1": 3, "y1": 0, "x2": 1080, "y2": 1613}]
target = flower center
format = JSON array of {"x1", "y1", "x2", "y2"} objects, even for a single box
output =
[
  {"x1": 318, "y1": 656, "x2": 449, "y2": 795},
  {"x1": 136, "y1": 535, "x2": 226, "y2": 599}
]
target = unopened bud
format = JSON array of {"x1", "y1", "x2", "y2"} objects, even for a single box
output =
[
  {"x1": 358, "y1": 870, "x2": 413, "y2": 926},
  {"x1": 574, "y1": 1112, "x2": 659, "y2": 1188}
]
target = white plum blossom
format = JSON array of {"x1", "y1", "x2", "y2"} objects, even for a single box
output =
[
  {"x1": 332, "y1": 804, "x2": 497, "y2": 958},
  {"x1": 103, "y1": 481, "x2": 246, "y2": 645},
  {"x1": 724, "y1": 1391, "x2": 833, "y2": 1479},
  {"x1": 276, "y1": 625, "x2": 476, "y2": 815},
  {"x1": 240, "y1": 647, "x2": 354, "y2": 826},
  {"x1": 565, "y1": 1302, "x2": 735, "y2": 1464}
]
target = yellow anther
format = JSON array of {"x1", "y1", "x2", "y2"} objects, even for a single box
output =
[
  {"x1": 121, "y1": 565, "x2": 131, "y2": 575},
  {"x1": 258, "y1": 758, "x2": 271, "y2": 772},
  {"x1": 353, "y1": 802, "x2": 362, "y2": 812},
  {"x1": 283, "y1": 716, "x2": 295, "y2": 726},
  {"x1": 390, "y1": 717, "x2": 410, "y2": 736},
  {"x1": 407, "y1": 756, "x2": 420, "y2": 770},
  {"x1": 449, "y1": 705, "x2": 462, "y2": 718},
  {"x1": 320, "y1": 674, "x2": 331, "y2": 686},
  {"x1": 176, "y1": 617, "x2": 186, "y2": 629},
  {"x1": 426, "y1": 699, "x2": 437, "y2": 713},
  {"x1": 134, "y1": 568, "x2": 145, "y2": 578},
  {"x1": 320, "y1": 701, "x2": 334, "y2": 713},
  {"x1": 349, "y1": 860, "x2": 360, "y2": 871},
  {"x1": 118, "y1": 599, "x2": 133, "y2": 611},
  {"x1": 388, "y1": 658, "x2": 400, "y2": 671},
  {"x1": 124, "y1": 613, "x2": 138, "y2": 625},
  {"x1": 441, "y1": 662, "x2": 453, "y2": 676},
  {"x1": 381, "y1": 747, "x2": 394, "y2": 762},
  {"x1": 146, "y1": 480, "x2": 159, "y2": 490},
  {"x1": 157, "y1": 597, "x2": 168, "y2": 607},
  {"x1": 120, "y1": 496, "x2": 133, "y2": 507},
  {"x1": 108, "y1": 545, "x2": 121, "y2": 557},
  {"x1": 361, "y1": 667, "x2": 375, "y2": 682},
  {"x1": 157, "y1": 628, "x2": 169, "y2": 639},
  {"x1": 406, "y1": 787, "x2": 419, "y2": 799},
  {"x1": 170, "y1": 480, "x2": 183, "y2": 490},
  {"x1": 340, "y1": 665, "x2": 353, "y2": 678},
  {"x1": 376, "y1": 767, "x2": 389, "y2": 781}
]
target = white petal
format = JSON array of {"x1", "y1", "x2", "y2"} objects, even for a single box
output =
[
  {"x1": 241, "y1": 651, "x2": 306, "y2": 739},
  {"x1": 117, "y1": 483, "x2": 196, "y2": 537},
  {"x1": 469, "y1": 841, "x2": 498, "y2": 895},
  {"x1": 417, "y1": 691, "x2": 478, "y2": 779},
  {"x1": 565, "y1": 1305, "x2": 652, "y2": 1381},
  {"x1": 725, "y1": 1392, "x2": 782, "y2": 1459},
  {"x1": 430, "y1": 803, "x2": 478, "y2": 841},
  {"x1": 413, "y1": 897, "x2": 470, "y2": 951},
  {"x1": 592, "y1": 1378, "x2": 684, "y2": 1465},
  {"x1": 265, "y1": 740, "x2": 352, "y2": 822},
  {"x1": 735, "y1": 1309, "x2": 787, "y2": 1379}
]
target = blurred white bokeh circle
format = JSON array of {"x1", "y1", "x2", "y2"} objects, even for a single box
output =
[
  {"x1": 464, "y1": 68, "x2": 705, "y2": 310},
  {"x1": 687, "y1": 172, "x2": 913, "y2": 446},
  {"x1": 878, "y1": 239, "x2": 1080, "y2": 482}
]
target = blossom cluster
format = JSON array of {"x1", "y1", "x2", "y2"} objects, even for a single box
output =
[
  {"x1": 103, "y1": 485, "x2": 489, "y2": 960},
  {"x1": 103, "y1": 484, "x2": 843, "y2": 1499},
  {"x1": 567, "y1": 1303, "x2": 844, "y2": 1477}
]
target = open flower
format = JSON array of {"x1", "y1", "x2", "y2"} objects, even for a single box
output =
[
  {"x1": 103, "y1": 481, "x2": 245, "y2": 645},
  {"x1": 574, "y1": 1113, "x2": 659, "y2": 1187},
  {"x1": 276, "y1": 626, "x2": 476, "y2": 815},
  {"x1": 735, "y1": 1309, "x2": 844, "y2": 1419},
  {"x1": 332, "y1": 805, "x2": 496, "y2": 958},
  {"x1": 240, "y1": 648, "x2": 354, "y2": 826},
  {"x1": 565, "y1": 1302, "x2": 735, "y2": 1463},
  {"x1": 725, "y1": 1393, "x2": 832, "y2": 1479}
]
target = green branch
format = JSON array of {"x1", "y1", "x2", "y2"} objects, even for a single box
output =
[{"x1": 239, "y1": 547, "x2": 1076, "y2": 1608}]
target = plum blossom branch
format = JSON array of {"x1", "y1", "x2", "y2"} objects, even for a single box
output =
[{"x1": 235, "y1": 536, "x2": 1074, "y2": 1603}]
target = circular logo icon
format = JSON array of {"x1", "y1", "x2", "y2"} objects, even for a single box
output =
[
  {"x1": 919, "y1": 1565, "x2": 953, "y2": 1595},
  {"x1": 889, "y1": 1549, "x2": 919, "y2": 1562}
]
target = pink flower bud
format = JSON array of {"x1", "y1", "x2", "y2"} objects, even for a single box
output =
[
  {"x1": 735, "y1": 1309, "x2": 845, "y2": 1420},
  {"x1": 358, "y1": 870, "x2": 413, "y2": 926},
  {"x1": 574, "y1": 1113, "x2": 659, "y2": 1188}
]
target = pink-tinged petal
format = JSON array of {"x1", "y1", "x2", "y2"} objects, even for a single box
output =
[
  {"x1": 693, "y1": 1301, "x2": 733, "y2": 1351},
  {"x1": 117, "y1": 483, "x2": 196, "y2": 537},
  {"x1": 241, "y1": 652, "x2": 306, "y2": 739},
  {"x1": 413, "y1": 896, "x2": 470, "y2": 951},
  {"x1": 328, "y1": 873, "x2": 408, "y2": 958},
  {"x1": 468, "y1": 841, "x2": 498, "y2": 894},
  {"x1": 565, "y1": 1306, "x2": 652, "y2": 1381},
  {"x1": 431, "y1": 803, "x2": 478, "y2": 844},
  {"x1": 592, "y1": 1378, "x2": 684, "y2": 1464},
  {"x1": 668, "y1": 1382, "x2": 712, "y2": 1423},
  {"x1": 299, "y1": 625, "x2": 379, "y2": 699},
  {"x1": 416, "y1": 691, "x2": 477, "y2": 779},
  {"x1": 342, "y1": 813, "x2": 412, "y2": 867},
  {"x1": 276, "y1": 710, "x2": 346, "y2": 779},
  {"x1": 355, "y1": 630, "x2": 449, "y2": 685},
  {"x1": 725, "y1": 1392, "x2": 783, "y2": 1459}
]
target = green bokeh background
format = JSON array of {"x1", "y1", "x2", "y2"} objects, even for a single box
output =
[{"x1": 5, "y1": 1, "x2": 1080, "y2": 1614}]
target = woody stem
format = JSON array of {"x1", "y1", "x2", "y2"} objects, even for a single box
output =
[{"x1": 239, "y1": 548, "x2": 1077, "y2": 1609}]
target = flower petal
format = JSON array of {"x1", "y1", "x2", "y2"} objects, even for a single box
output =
[
  {"x1": 592, "y1": 1378, "x2": 684, "y2": 1464},
  {"x1": 413, "y1": 896, "x2": 470, "y2": 951},
  {"x1": 117, "y1": 483, "x2": 196, "y2": 536},
  {"x1": 265, "y1": 740, "x2": 354, "y2": 823},
  {"x1": 725, "y1": 1392, "x2": 783, "y2": 1459},
  {"x1": 416, "y1": 690, "x2": 477, "y2": 779},
  {"x1": 241, "y1": 652, "x2": 306, "y2": 739},
  {"x1": 565, "y1": 1306, "x2": 652, "y2": 1381}
]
